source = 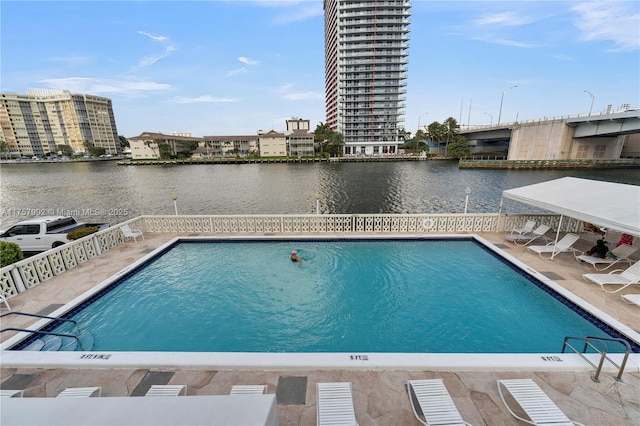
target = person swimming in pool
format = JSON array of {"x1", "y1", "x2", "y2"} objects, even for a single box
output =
[{"x1": 290, "y1": 250, "x2": 301, "y2": 262}]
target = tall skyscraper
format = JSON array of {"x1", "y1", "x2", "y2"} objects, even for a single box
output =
[
  {"x1": 324, "y1": 0, "x2": 411, "y2": 156},
  {"x1": 0, "y1": 89, "x2": 121, "y2": 157}
]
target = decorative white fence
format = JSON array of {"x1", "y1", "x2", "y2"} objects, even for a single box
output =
[{"x1": 0, "y1": 213, "x2": 579, "y2": 299}]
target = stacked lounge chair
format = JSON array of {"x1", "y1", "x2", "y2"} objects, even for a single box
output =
[{"x1": 317, "y1": 382, "x2": 358, "y2": 426}]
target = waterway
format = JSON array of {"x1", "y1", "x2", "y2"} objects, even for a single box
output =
[{"x1": 0, "y1": 161, "x2": 638, "y2": 227}]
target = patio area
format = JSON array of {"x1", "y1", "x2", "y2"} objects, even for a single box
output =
[{"x1": 1, "y1": 231, "x2": 639, "y2": 425}]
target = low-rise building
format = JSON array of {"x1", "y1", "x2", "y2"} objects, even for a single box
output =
[{"x1": 129, "y1": 132, "x2": 202, "y2": 160}]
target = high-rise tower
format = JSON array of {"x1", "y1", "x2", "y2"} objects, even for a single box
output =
[{"x1": 324, "y1": 0, "x2": 411, "y2": 156}]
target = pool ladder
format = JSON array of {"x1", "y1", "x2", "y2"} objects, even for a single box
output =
[
  {"x1": 0, "y1": 311, "x2": 82, "y2": 350},
  {"x1": 562, "y1": 336, "x2": 631, "y2": 383}
]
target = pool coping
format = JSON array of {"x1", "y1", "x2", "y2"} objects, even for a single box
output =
[{"x1": 2, "y1": 234, "x2": 639, "y2": 372}]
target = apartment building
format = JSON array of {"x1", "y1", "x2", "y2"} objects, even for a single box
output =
[
  {"x1": 285, "y1": 118, "x2": 315, "y2": 157},
  {"x1": 129, "y1": 132, "x2": 202, "y2": 159},
  {"x1": 324, "y1": 0, "x2": 411, "y2": 156},
  {"x1": 0, "y1": 89, "x2": 121, "y2": 156}
]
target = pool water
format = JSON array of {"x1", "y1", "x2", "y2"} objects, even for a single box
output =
[{"x1": 46, "y1": 240, "x2": 618, "y2": 353}]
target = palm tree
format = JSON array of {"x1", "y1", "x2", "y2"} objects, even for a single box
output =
[
  {"x1": 442, "y1": 117, "x2": 460, "y2": 157},
  {"x1": 425, "y1": 122, "x2": 445, "y2": 154}
]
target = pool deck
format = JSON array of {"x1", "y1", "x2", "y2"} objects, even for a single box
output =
[{"x1": 1, "y1": 232, "x2": 639, "y2": 425}]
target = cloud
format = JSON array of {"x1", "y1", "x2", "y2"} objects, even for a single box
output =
[
  {"x1": 471, "y1": 35, "x2": 539, "y2": 48},
  {"x1": 39, "y1": 77, "x2": 171, "y2": 94},
  {"x1": 136, "y1": 30, "x2": 177, "y2": 67},
  {"x1": 572, "y1": 2, "x2": 639, "y2": 51},
  {"x1": 225, "y1": 67, "x2": 248, "y2": 78},
  {"x1": 474, "y1": 11, "x2": 536, "y2": 27},
  {"x1": 49, "y1": 55, "x2": 92, "y2": 67},
  {"x1": 173, "y1": 95, "x2": 237, "y2": 104},
  {"x1": 238, "y1": 56, "x2": 258, "y2": 65}
]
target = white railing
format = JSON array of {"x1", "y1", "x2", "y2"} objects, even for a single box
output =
[{"x1": 0, "y1": 214, "x2": 577, "y2": 299}]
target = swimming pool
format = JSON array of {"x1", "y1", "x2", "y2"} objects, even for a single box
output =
[{"x1": 12, "y1": 237, "x2": 637, "y2": 355}]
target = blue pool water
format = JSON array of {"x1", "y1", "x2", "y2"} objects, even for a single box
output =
[{"x1": 41, "y1": 239, "x2": 623, "y2": 353}]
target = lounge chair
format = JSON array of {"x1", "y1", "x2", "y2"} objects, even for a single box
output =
[
  {"x1": 527, "y1": 233, "x2": 580, "y2": 259},
  {"x1": 1, "y1": 390, "x2": 24, "y2": 398},
  {"x1": 497, "y1": 379, "x2": 584, "y2": 426},
  {"x1": 1, "y1": 294, "x2": 10, "y2": 310},
  {"x1": 504, "y1": 224, "x2": 551, "y2": 246},
  {"x1": 583, "y1": 260, "x2": 640, "y2": 293},
  {"x1": 145, "y1": 385, "x2": 187, "y2": 396},
  {"x1": 407, "y1": 379, "x2": 471, "y2": 426},
  {"x1": 57, "y1": 387, "x2": 102, "y2": 398},
  {"x1": 511, "y1": 220, "x2": 536, "y2": 235},
  {"x1": 317, "y1": 382, "x2": 358, "y2": 426},
  {"x1": 576, "y1": 244, "x2": 638, "y2": 270},
  {"x1": 621, "y1": 294, "x2": 640, "y2": 306},
  {"x1": 120, "y1": 224, "x2": 144, "y2": 243},
  {"x1": 230, "y1": 385, "x2": 267, "y2": 394}
]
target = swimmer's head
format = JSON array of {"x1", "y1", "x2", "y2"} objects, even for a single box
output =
[{"x1": 291, "y1": 250, "x2": 298, "y2": 255}]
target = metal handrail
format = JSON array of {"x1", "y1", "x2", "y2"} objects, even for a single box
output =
[
  {"x1": 562, "y1": 335, "x2": 631, "y2": 382},
  {"x1": 0, "y1": 328, "x2": 79, "y2": 342},
  {"x1": 0, "y1": 311, "x2": 77, "y2": 325}
]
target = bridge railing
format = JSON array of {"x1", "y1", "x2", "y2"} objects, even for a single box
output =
[{"x1": 0, "y1": 213, "x2": 575, "y2": 299}]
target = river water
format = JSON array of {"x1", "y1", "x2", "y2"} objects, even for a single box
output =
[{"x1": 1, "y1": 161, "x2": 638, "y2": 227}]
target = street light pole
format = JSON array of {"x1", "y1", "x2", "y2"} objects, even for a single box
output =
[
  {"x1": 584, "y1": 90, "x2": 595, "y2": 116},
  {"x1": 171, "y1": 193, "x2": 178, "y2": 215},
  {"x1": 463, "y1": 187, "x2": 471, "y2": 214},
  {"x1": 484, "y1": 112, "x2": 493, "y2": 126},
  {"x1": 497, "y1": 85, "x2": 517, "y2": 125},
  {"x1": 315, "y1": 192, "x2": 321, "y2": 215}
]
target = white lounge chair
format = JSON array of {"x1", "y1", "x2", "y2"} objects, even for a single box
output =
[
  {"x1": 120, "y1": 224, "x2": 144, "y2": 243},
  {"x1": 407, "y1": 379, "x2": 471, "y2": 426},
  {"x1": 145, "y1": 385, "x2": 187, "y2": 396},
  {"x1": 230, "y1": 385, "x2": 267, "y2": 395},
  {"x1": 576, "y1": 244, "x2": 638, "y2": 271},
  {"x1": 0, "y1": 294, "x2": 10, "y2": 310},
  {"x1": 504, "y1": 224, "x2": 551, "y2": 246},
  {"x1": 317, "y1": 382, "x2": 358, "y2": 426},
  {"x1": 497, "y1": 379, "x2": 584, "y2": 426},
  {"x1": 621, "y1": 294, "x2": 640, "y2": 306},
  {"x1": 583, "y1": 260, "x2": 640, "y2": 293},
  {"x1": 511, "y1": 220, "x2": 536, "y2": 235},
  {"x1": 527, "y1": 233, "x2": 580, "y2": 259},
  {"x1": 57, "y1": 387, "x2": 102, "y2": 398},
  {"x1": 1, "y1": 390, "x2": 24, "y2": 398}
]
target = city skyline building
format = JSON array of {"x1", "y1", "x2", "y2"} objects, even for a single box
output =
[
  {"x1": 0, "y1": 89, "x2": 121, "y2": 157},
  {"x1": 324, "y1": 0, "x2": 411, "y2": 156}
]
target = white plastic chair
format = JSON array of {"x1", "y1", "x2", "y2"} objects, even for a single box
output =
[
  {"x1": 497, "y1": 379, "x2": 584, "y2": 425},
  {"x1": 145, "y1": 385, "x2": 187, "y2": 396},
  {"x1": 317, "y1": 382, "x2": 358, "y2": 426},
  {"x1": 583, "y1": 260, "x2": 640, "y2": 293},
  {"x1": 1, "y1": 390, "x2": 24, "y2": 398},
  {"x1": 57, "y1": 387, "x2": 102, "y2": 398},
  {"x1": 576, "y1": 244, "x2": 638, "y2": 270},
  {"x1": 407, "y1": 379, "x2": 471, "y2": 426},
  {"x1": 511, "y1": 220, "x2": 536, "y2": 235},
  {"x1": 120, "y1": 224, "x2": 144, "y2": 243},
  {"x1": 230, "y1": 385, "x2": 267, "y2": 395},
  {"x1": 621, "y1": 294, "x2": 640, "y2": 306},
  {"x1": 0, "y1": 294, "x2": 10, "y2": 310},
  {"x1": 527, "y1": 233, "x2": 580, "y2": 259}
]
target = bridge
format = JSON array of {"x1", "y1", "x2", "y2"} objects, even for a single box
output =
[{"x1": 456, "y1": 108, "x2": 640, "y2": 160}]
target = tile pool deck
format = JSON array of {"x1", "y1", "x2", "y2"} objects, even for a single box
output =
[{"x1": 1, "y1": 232, "x2": 639, "y2": 425}]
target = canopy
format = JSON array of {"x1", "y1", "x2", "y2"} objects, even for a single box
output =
[{"x1": 502, "y1": 177, "x2": 640, "y2": 237}]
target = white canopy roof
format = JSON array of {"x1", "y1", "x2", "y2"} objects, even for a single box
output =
[{"x1": 502, "y1": 177, "x2": 640, "y2": 236}]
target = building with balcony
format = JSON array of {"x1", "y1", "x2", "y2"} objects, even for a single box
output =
[
  {"x1": 0, "y1": 89, "x2": 121, "y2": 157},
  {"x1": 324, "y1": 0, "x2": 411, "y2": 156}
]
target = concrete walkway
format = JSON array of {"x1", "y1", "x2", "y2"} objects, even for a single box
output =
[{"x1": 1, "y1": 232, "x2": 639, "y2": 425}]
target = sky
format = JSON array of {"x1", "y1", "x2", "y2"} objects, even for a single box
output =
[{"x1": 1, "y1": 1, "x2": 639, "y2": 138}]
